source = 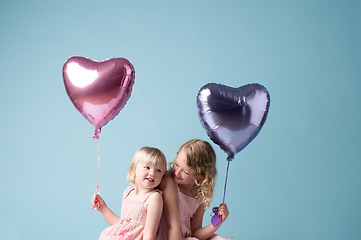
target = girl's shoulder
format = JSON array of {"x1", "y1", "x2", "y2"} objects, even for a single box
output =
[
  {"x1": 122, "y1": 186, "x2": 134, "y2": 198},
  {"x1": 163, "y1": 171, "x2": 174, "y2": 181},
  {"x1": 159, "y1": 172, "x2": 177, "y2": 191},
  {"x1": 144, "y1": 189, "x2": 163, "y2": 207},
  {"x1": 164, "y1": 170, "x2": 174, "y2": 177},
  {"x1": 147, "y1": 189, "x2": 163, "y2": 200}
]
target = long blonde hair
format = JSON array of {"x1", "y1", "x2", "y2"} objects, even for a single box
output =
[
  {"x1": 172, "y1": 139, "x2": 217, "y2": 208},
  {"x1": 127, "y1": 147, "x2": 167, "y2": 185}
]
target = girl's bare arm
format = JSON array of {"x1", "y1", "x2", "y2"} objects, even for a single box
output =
[
  {"x1": 143, "y1": 192, "x2": 163, "y2": 240},
  {"x1": 159, "y1": 174, "x2": 182, "y2": 240}
]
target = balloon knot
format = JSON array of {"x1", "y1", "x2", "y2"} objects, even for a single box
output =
[
  {"x1": 211, "y1": 207, "x2": 219, "y2": 216},
  {"x1": 93, "y1": 128, "x2": 101, "y2": 140},
  {"x1": 227, "y1": 155, "x2": 234, "y2": 161}
]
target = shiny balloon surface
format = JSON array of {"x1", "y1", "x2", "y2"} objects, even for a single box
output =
[
  {"x1": 63, "y1": 56, "x2": 135, "y2": 139},
  {"x1": 197, "y1": 83, "x2": 270, "y2": 159}
]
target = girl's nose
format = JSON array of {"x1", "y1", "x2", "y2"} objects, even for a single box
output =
[{"x1": 174, "y1": 169, "x2": 181, "y2": 177}]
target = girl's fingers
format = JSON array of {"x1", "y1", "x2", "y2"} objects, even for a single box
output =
[
  {"x1": 96, "y1": 195, "x2": 104, "y2": 203},
  {"x1": 218, "y1": 204, "x2": 229, "y2": 218}
]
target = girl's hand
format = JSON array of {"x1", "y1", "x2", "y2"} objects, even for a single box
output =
[
  {"x1": 218, "y1": 203, "x2": 229, "y2": 223},
  {"x1": 92, "y1": 194, "x2": 107, "y2": 212},
  {"x1": 92, "y1": 194, "x2": 120, "y2": 225},
  {"x1": 191, "y1": 203, "x2": 229, "y2": 239}
]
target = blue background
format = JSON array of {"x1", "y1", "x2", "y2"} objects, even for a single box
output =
[{"x1": 1, "y1": 0, "x2": 360, "y2": 239}]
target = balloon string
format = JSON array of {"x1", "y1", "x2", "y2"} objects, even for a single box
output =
[
  {"x1": 222, "y1": 159, "x2": 231, "y2": 203},
  {"x1": 97, "y1": 139, "x2": 100, "y2": 192}
]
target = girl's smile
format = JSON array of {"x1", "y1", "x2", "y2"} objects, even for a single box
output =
[
  {"x1": 174, "y1": 175, "x2": 182, "y2": 180},
  {"x1": 146, "y1": 177, "x2": 155, "y2": 182}
]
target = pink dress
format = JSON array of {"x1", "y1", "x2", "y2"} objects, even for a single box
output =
[
  {"x1": 157, "y1": 184, "x2": 233, "y2": 240},
  {"x1": 99, "y1": 186, "x2": 161, "y2": 240}
]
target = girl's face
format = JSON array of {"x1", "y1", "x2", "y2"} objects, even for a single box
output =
[
  {"x1": 134, "y1": 161, "x2": 164, "y2": 190},
  {"x1": 173, "y1": 149, "x2": 197, "y2": 186}
]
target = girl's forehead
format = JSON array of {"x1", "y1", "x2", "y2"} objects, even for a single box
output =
[
  {"x1": 177, "y1": 149, "x2": 187, "y2": 160},
  {"x1": 139, "y1": 160, "x2": 165, "y2": 169},
  {"x1": 175, "y1": 152, "x2": 192, "y2": 169}
]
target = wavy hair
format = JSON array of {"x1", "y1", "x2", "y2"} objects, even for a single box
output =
[{"x1": 171, "y1": 139, "x2": 217, "y2": 208}]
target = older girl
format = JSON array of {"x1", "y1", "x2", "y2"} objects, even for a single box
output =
[{"x1": 159, "y1": 139, "x2": 233, "y2": 240}]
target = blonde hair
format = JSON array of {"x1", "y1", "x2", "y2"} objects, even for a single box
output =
[
  {"x1": 127, "y1": 147, "x2": 167, "y2": 185},
  {"x1": 171, "y1": 139, "x2": 217, "y2": 208}
]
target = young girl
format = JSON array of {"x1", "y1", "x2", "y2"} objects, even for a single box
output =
[
  {"x1": 93, "y1": 146, "x2": 167, "y2": 240},
  {"x1": 158, "y1": 139, "x2": 233, "y2": 240}
]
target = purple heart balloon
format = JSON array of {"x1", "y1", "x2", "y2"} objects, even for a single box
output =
[
  {"x1": 197, "y1": 83, "x2": 270, "y2": 159},
  {"x1": 63, "y1": 56, "x2": 135, "y2": 139}
]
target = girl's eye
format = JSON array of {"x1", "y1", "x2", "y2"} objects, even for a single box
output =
[
  {"x1": 183, "y1": 170, "x2": 189, "y2": 175},
  {"x1": 144, "y1": 166, "x2": 150, "y2": 169},
  {"x1": 156, "y1": 169, "x2": 162, "y2": 173}
]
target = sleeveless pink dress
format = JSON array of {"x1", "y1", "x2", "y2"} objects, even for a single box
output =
[
  {"x1": 99, "y1": 186, "x2": 161, "y2": 240},
  {"x1": 157, "y1": 184, "x2": 233, "y2": 240}
]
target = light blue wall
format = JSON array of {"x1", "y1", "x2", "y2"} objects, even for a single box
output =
[{"x1": 1, "y1": 0, "x2": 360, "y2": 239}]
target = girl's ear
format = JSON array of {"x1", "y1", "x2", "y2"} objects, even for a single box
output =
[
  {"x1": 128, "y1": 163, "x2": 136, "y2": 184},
  {"x1": 195, "y1": 177, "x2": 203, "y2": 185},
  {"x1": 132, "y1": 166, "x2": 136, "y2": 178},
  {"x1": 197, "y1": 175, "x2": 205, "y2": 183}
]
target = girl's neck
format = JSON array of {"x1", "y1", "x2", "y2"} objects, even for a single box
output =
[
  {"x1": 127, "y1": 186, "x2": 154, "y2": 202},
  {"x1": 134, "y1": 185, "x2": 154, "y2": 195},
  {"x1": 178, "y1": 182, "x2": 196, "y2": 198}
]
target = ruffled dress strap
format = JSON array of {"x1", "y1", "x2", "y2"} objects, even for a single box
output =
[{"x1": 123, "y1": 186, "x2": 134, "y2": 199}]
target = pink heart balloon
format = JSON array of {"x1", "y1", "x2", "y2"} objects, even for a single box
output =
[{"x1": 63, "y1": 56, "x2": 135, "y2": 139}]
